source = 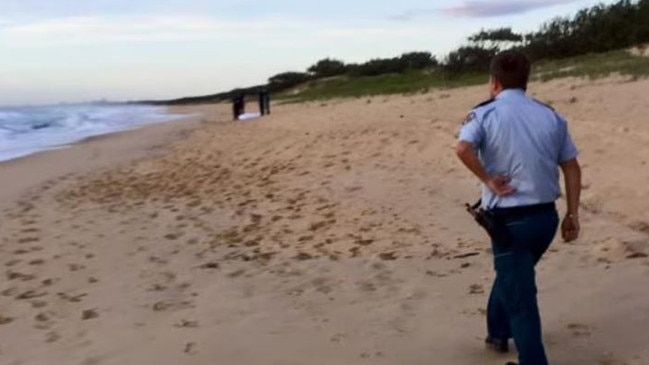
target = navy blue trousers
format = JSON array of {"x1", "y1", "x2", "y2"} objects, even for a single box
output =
[{"x1": 487, "y1": 207, "x2": 559, "y2": 365}]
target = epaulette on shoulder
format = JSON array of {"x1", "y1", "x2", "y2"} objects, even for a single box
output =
[
  {"x1": 532, "y1": 98, "x2": 555, "y2": 111},
  {"x1": 472, "y1": 99, "x2": 495, "y2": 110}
]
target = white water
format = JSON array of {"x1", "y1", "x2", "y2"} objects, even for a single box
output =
[{"x1": 0, "y1": 104, "x2": 184, "y2": 162}]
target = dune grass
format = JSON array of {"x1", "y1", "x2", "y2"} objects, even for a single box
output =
[
  {"x1": 279, "y1": 49, "x2": 649, "y2": 103},
  {"x1": 277, "y1": 72, "x2": 486, "y2": 103},
  {"x1": 533, "y1": 49, "x2": 649, "y2": 81}
]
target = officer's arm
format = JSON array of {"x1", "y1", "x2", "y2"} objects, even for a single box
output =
[
  {"x1": 456, "y1": 142, "x2": 515, "y2": 196},
  {"x1": 559, "y1": 158, "x2": 581, "y2": 218},
  {"x1": 559, "y1": 158, "x2": 581, "y2": 242},
  {"x1": 456, "y1": 142, "x2": 490, "y2": 182}
]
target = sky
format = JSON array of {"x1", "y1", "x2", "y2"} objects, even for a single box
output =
[{"x1": 0, "y1": 0, "x2": 619, "y2": 105}]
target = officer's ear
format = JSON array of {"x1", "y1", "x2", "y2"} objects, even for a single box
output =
[
  {"x1": 489, "y1": 76, "x2": 503, "y2": 98},
  {"x1": 488, "y1": 76, "x2": 497, "y2": 97}
]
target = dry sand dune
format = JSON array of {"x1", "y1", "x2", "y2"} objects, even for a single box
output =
[{"x1": 1, "y1": 77, "x2": 649, "y2": 365}]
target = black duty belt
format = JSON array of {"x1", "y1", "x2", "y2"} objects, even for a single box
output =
[
  {"x1": 490, "y1": 202, "x2": 556, "y2": 220},
  {"x1": 465, "y1": 200, "x2": 556, "y2": 246}
]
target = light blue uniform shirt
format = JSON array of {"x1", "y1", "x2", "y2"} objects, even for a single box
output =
[{"x1": 459, "y1": 89, "x2": 579, "y2": 209}]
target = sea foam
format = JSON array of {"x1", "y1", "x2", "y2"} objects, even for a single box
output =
[{"x1": 0, "y1": 104, "x2": 184, "y2": 162}]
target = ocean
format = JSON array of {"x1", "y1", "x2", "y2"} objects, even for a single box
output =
[{"x1": 0, "y1": 104, "x2": 185, "y2": 162}]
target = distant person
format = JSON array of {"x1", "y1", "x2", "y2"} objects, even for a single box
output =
[
  {"x1": 238, "y1": 94, "x2": 246, "y2": 116},
  {"x1": 258, "y1": 89, "x2": 270, "y2": 115},
  {"x1": 231, "y1": 94, "x2": 237, "y2": 120},
  {"x1": 232, "y1": 93, "x2": 245, "y2": 120},
  {"x1": 456, "y1": 50, "x2": 582, "y2": 365}
]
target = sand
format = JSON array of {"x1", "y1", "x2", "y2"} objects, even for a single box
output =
[{"x1": 1, "y1": 78, "x2": 649, "y2": 365}]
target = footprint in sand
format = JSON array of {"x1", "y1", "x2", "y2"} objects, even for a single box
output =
[
  {"x1": 0, "y1": 316, "x2": 14, "y2": 325},
  {"x1": 164, "y1": 232, "x2": 184, "y2": 240},
  {"x1": 57, "y1": 292, "x2": 87, "y2": 303},
  {"x1": 34, "y1": 312, "x2": 54, "y2": 329},
  {"x1": 7, "y1": 271, "x2": 36, "y2": 281},
  {"x1": 6, "y1": 259, "x2": 22, "y2": 267},
  {"x1": 468, "y1": 284, "x2": 485, "y2": 295},
  {"x1": 567, "y1": 323, "x2": 592, "y2": 337},
  {"x1": 199, "y1": 261, "x2": 220, "y2": 270},
  {"x1": 2, "y1": 287, "x2": 19, "y2": 297},
  {"x1": 184, "y1": 342, "x2": 197, "y2": 355},
  {"x1": 175, "y1": 319, "x2": 199, "y2": 328},
  {"x1": 148, "y1": 256, "x2": 169, "y2": 265},
  {"x1": 226, "y1": 269, "x2": 246, "y2": 278},
  {"x1": 68, "y1": 263, "x2": 86, "y2": 272},
  {"x1": 152, "y1": 301, "x2": 173, "y2": 312},
  {"x1": 17, "y1": 237, "x2": 40, "y2": 244},
  {"x1": 31, "y1": 300, "x2": 48, "y2": 309},
  {"x1": 45, "y1": 331, "x2": 61, "y2": 343},
  {"x1": 329, "y1": 332, "x2": 347, "y2": 343},
  {"x1": 379, "y1": 252, "x2": 398, "y2": 261},
  {"x1": 82, "y1": 309, "x2": 100, "y2": 320},
  {"x1": 41, "y1": 278, "x2": 57, "y2": 287}
]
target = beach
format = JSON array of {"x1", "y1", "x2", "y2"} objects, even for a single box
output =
[{"x1": 1, "y1": 78, "x2": 649, "y2": 365}]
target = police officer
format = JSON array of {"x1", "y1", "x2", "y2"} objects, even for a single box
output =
[{"x1": 456, "y1": 50, "x2": 582, "y2": 365}]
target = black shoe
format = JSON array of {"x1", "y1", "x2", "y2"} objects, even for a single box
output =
[
  {"x1": 485, "y1": 337, "x2": 509, "y2": 353},
  {"x1": 505, "y1": 362, "x2": 518, "y2": 365}
]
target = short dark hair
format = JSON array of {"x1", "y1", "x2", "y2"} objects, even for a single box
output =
[{"x1": 490, "y1": 50, "x2": 531, "y2": 90}]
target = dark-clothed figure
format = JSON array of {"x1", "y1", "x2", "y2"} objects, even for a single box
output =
[
  {"x1": 232, "y1": 95, "x2": 239, "y2": 121},
  {"x1": 456, "y1": 51, "x2": 582, "y2": 365},
  {"x1": 258, "y1": 89, "x2": 270, "y2": 115},
  {"x1": 232, "y1": 93, "x2": 245, "y2": 120}
]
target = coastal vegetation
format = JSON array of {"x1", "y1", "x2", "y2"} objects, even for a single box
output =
[{"x1": 148, "y1": 0, "x2": 649, "y2": 105}]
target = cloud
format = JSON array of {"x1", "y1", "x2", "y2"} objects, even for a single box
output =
[
  {"x1": 391, "y1": 0, "x2": 578, "y2": 20},
  {"x1": 0, "y1": 16, "x2": 289, "y2": 45},
  {"x1": 0, "y1": 15, "x2": 444, "y2": 47},
  {"x1": 389, "y1": 9, "x2": 437, "y2": 22},
  {"x1": 441, "y1": 0, "x2": 578, "y2": 18}
]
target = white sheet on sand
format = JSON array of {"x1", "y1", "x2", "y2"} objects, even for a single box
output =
[{"x1": 238, "y1": 112, "x2": 261, "y2": 121}]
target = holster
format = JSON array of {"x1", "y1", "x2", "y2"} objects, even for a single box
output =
[{"x1": 465, "y1": 200, "x2": 512, "y2": 246}]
